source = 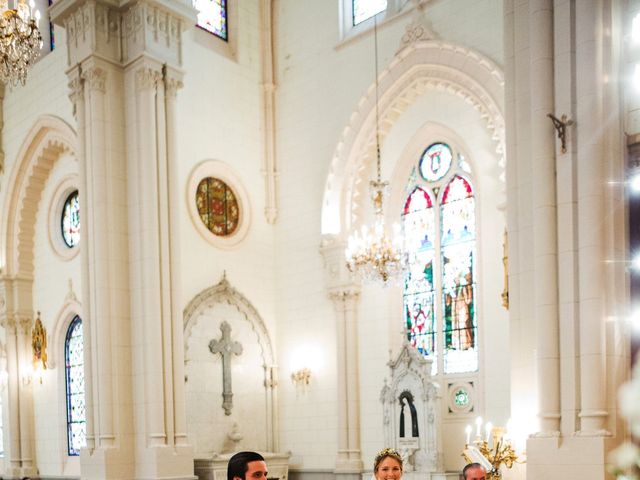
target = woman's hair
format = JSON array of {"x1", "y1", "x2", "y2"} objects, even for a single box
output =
[{"x1": 373, "y1": 448, "x2": 403, "y2": 472}]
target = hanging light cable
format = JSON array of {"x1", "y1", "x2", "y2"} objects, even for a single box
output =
[{"x1": 345, "y1": 16, "x2": 406, "y2": 285}]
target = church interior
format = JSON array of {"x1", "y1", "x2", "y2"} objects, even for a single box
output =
[{"x1": 0, "y1": 0, "x2": 637, "y2": 479}]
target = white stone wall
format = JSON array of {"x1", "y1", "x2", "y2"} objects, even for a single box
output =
[
  {"x1": 273, "y1": 0, "x2": 508, "y2": 472},
  {"x1": 0, "y1": 0, "x2": 519, "y2": 477}
]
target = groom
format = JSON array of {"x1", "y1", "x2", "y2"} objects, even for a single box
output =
[{"x1": 228, "y1": 451, "x2": 268, "y2": 480}]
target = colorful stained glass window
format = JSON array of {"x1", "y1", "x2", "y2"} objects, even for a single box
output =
[
  {"x1": 402, "y1": 187, "x2": 437, "y2": 374},
  {"x1": 442, "y1": 176, "x2": 477, "y2": 373},
  {"x1": 454, "y1": 387, "x2": 470, "y2": 407},
  {"x1": 403, "y1": 145, "x2": 478, "y2": 375},
  {"x1": 353, "y1": 0, "x2": 387, "y2": 25},
  {"x1": 419, "y1": 143, "x2": 453, "y2": 182},
  {"x1": 65, "y1": 316, "x2": 86, "y2": 456},
  {"x1": 61, "y1": 190, "x2": 80, "y2": 248},
  {"x1": 193, "y1": 0, "x2": 227, "y2": 40},
  {"x1": 196, "y1": 177, "x2": 239, "y2": 237}
]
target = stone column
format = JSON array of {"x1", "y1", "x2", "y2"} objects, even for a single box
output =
[
  {"x1": 529, "y1": 0, "x2": 561, "y2": 435},
  {"x1": 330, "y1": 288, "x2": 363, "y2": 473},
  {"x1": 50, "y1": 0, "x2": 197, "y2": 477},
  {"x1": 320, "y1": 236, "x2": 363, "y2": 475},
  {"x1": 67, "y1": 66, "x2": 97, "y2": 452},
  {"x1": 164, "y1": 68, "x2": 190, "y2": 449},
  {"x1": 575, "y1": 0, "x2": 609, "y2": 435},
  {"x1": 0, "y1": 276, "x2": 36, "y2": 479}
]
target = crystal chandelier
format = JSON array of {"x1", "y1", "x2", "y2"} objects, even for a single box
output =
[
  {"x1": 345, "y1": 17, "x2": 406, "y2": 285},
  {"x1": 0, "y1": 0, "x2": 42, "y2": 86}
]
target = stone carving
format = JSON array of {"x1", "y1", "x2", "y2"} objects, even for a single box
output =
[
  {"x1": 209, "y1": 321, "x2": 243, "y2": 415},
  {"x1": 380, "y1": 340, "x2": 443, "y2": 474},
  {"x1": 135, "y1": 67, "x2": 162, "y2": 92},
  {"x1": 83, "y1": 66, "x2": 107, "y2": 93}
]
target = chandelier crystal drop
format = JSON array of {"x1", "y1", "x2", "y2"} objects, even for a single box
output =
[{"x1": 0, "y1": 0, "x2": 42, "y2": 87}]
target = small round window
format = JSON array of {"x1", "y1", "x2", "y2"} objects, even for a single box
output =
[
  {"x1": 61, "y1": 190, "x2": 80, "y2": 248},
  {"x1": 419, "y1": 142, "x2": 453, "y2": 182},
  {"x1": 195, "y1": 177, "x2": 239, "y2": 237},
  {"x1": 454, "y1": 387, "x2": 470, "y2": 407}
]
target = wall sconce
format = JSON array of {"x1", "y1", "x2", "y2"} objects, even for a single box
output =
[
  {"x1": 289, "y1": 344, "x2": 323, "y2": 391},
  {"x1": 291, "y1": 368, "x2": 311, "y2": 387},
  {"x1": 31, "y1": 311, "x2": 47, "y2": 384}
]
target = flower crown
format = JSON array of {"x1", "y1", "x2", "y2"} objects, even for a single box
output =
[{"x1": 374, "y1": 448, "x2": 403, "y2": 471}]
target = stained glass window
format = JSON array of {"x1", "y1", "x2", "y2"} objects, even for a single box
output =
[
  {"x1": 403, "y1": 187, "x2": 437, "y2": 374},
  {"x1": 419, "y1": 143, "x2": 453, "y2": 182},
  {"x1": 48, "y1": 0, "x2": 55, "y2": 50},
  {"x1": 402, "y1": 144, "x2": 478, "y2": 375},
  {"x1": 353, "y1": 0, "x2": 387, "y2": 25},
  {"x1": 196, "y1": 177, "x2": 239, "y2": 237},
  {"x1": 61, "y1": 190, "x2": 80, "y2": 248},
  {"x1": 454, "y1": 387, "x2": 470, "y2": 407},
  {"x1": 193, "y1": 0, "x2": 227, "y2": 40},
  {"x1": 65, "y1": 316, "x2": 86, "y2": 456}
]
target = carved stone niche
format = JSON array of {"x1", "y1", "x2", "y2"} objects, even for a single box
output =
[{"x1": 380, "y1": 342, "x2": 446, "y2": 479}]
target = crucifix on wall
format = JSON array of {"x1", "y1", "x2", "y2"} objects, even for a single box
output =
[{"x1": 209, "y1": 321, "x2": 243, "y2": 415}]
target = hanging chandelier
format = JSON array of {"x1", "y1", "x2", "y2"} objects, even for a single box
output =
[
  {"x1": 345, "y1": 17, "x2": 406, "y2": 285},
  {"x1": 0, "y1": 0, "x2": 42, "y2": 87}
]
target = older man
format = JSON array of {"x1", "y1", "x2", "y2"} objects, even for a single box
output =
[{"x1": 462, "y1": 463, "x2": 487, "y2": 480}]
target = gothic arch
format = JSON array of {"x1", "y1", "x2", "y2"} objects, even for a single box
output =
[
  {"x1": 320, "y1": 40, "x2": 505, "y2": 236},
  {"x1": 49, "y1": 296, "x2": 82, "y2": 369},
  {"x1": 183, "y1": 274, "x2": 275, "y2": 368},
  {"x1": 1, "y1": 115, "x2": 77, "y2": 278},
  {"x1": 182, "y1": 274, "x2": 278, "y2": 451}
]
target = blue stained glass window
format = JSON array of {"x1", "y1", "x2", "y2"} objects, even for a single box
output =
[
  {"x1": 65, "y1": 316, "x2": 86, "y2": 456},
  {"x1": 61, "y1": 190, "x2": 80, "y2": 248},
  {"x1": 48, "y1": 0, "x2": 55, "y2": 50},
  {"x1": 353, "y1": 0, "x2": 387, "y2": 25},
  {"x1": 193, "y1": 0, "x2": 227, "y2": 40},
  {"x1": 403, "y1": 145, "x2": 478, "y2": 375}
]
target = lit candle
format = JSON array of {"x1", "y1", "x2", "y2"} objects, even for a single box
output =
[
  {"x1": 465, "y1": 425, "x2": 472, "y2": 445},
  {"x1": 485, "y1": 422, "x2": 493, "y2": 444},
  {"x1": 475, "y1": 416, "x2": 482, "y2": 438}
]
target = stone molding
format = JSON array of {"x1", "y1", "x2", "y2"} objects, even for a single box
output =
[
  {"x1": 1, "y1": 116, "x2": 76, "y2": 277},
  {"x1": 182, "y1": 273, "x2": 275, "y2": 366}
]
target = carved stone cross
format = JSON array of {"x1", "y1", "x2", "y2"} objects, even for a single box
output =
[{"x1": 209, "y1": 321, "x2": 243, "y2": 415}]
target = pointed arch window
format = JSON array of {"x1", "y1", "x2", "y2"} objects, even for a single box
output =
[
  {"x1": 65, "y1": 316, "x2": 86, "y2": 456},
  {"x1": 402, "y1": 143, "x2": 478, "y2": 375}
]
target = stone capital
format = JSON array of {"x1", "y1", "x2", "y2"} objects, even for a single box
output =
[
  {"x1": 82, "y1": 66, "x2": 107, "y2": 93},
  {"x1": 135, "y1": 66, "x2": 163, "y2": 92},
  {"x1": 164, "y1": 74, "x2": 184, "y2": 98}
]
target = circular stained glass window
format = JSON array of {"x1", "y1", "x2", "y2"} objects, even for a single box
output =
[
  {"x1": 61, "y1": 190, "x2": 80, "y2": 248},
  {"x1": 454, "y1": 387, "x2": 470, "y2": 407},
  {"x1": 196, "y1": 177, "x2": 239, "y2": 237},
  {"x1": 419, "y1": 142, "x2": 453, "y2": 182}
]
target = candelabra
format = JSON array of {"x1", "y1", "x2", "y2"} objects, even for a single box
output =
[{"x1": 462, "y1": 420, "x2": 522, "y2": 479}]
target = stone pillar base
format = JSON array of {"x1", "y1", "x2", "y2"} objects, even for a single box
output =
[{"x1": 526, "y1": 435, "x2": 617, "y2": 480}]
